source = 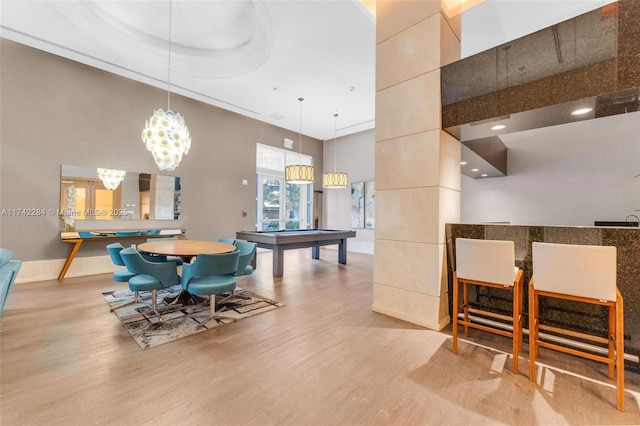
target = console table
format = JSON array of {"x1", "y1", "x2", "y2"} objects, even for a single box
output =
[{"x1": 58, "y1": 229, "x2": 184, "y2": 282}]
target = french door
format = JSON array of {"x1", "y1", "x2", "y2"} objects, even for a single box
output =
[{"x1": 256, "y1": 175, "x2": 311, "y2": 231}]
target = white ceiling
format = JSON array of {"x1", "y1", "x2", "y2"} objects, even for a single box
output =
[
  {"x1": 0, "y1": 0, "x2": 626, "y2": 145},
  {"x1": 0, "y1": 0, "x2": 376, "y2": 141}
]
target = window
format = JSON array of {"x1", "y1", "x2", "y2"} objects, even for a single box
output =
[{"x1": 256, "y1": 143, "x2": 312, "y2": 230}]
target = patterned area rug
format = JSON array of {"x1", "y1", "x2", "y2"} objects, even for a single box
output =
[{"x1": 102, "y1": 285, "x2": 284, "y2": 350}]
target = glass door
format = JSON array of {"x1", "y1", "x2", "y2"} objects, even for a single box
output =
[
  {"x1": 257, "y1": 174, "x2": 310, "y2": 231},
  {"x1": 259, "y1": 176, "x2": 281, "y2": 231}
]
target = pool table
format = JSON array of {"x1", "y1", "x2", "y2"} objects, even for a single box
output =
[{"x1": 235, "y1": 229, "x2": 357, "y2": 277}]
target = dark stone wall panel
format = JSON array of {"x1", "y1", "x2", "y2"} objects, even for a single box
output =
[{"x1": 442, "y1": 1, "x2": 639, "y2": 133}]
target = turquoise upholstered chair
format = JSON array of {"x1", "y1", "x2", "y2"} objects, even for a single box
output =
[
  {"x1": 0, "y1": 249, "x2": 22, "y2": 316},
  {"x1": 119, "y1": 247, "x2": 181, "y2": 319},
  {"x1": 146, "y1": 237, "x2": 183, "y2": 265},
  {"x1": 107, "y1": 242, "x2": 146, "y2": 312},
  {"x1": 233, "y1": 240, "x2": 257, "y2": 277},
  {"x1": 217, "y1": 237, "x2": 237, "y2": 245},
  {"x1": 106, "y1": 243, "x2": 138, "y2": 283},
  {"x1": 219, "y1": 240, "x2": 258, "y2": 301},
  {"x1": 181, "y1": 250, "x2": 240, "y2": 329}
]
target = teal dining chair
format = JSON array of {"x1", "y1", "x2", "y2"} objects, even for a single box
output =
[
  {"x1": 106, "y1": 243, "x2": 137, "y2": 283},
  {"x1": 119, "y1": 247, "x2": 181, "y2": 319},
  {"x1": 233, "y1": 240, "x2": 257, "y2": 277},
  {"x1": 217, "y1": 237, "x2": 237, "y2": 245},
  {"x1": 181, "y1": 250, "x2": 240, "y2": 329},
  {"x1": 217, "y1": 240, "x2": 258, "y2": 302}
]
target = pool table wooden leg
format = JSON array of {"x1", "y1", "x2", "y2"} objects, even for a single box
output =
[{"x1": 312, "y1": 244, "x2": 320, "y2": 259}]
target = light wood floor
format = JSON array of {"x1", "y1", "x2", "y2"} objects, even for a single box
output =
[{"x1": 1, "y1": 249, "x2": 639, "y2": 425}]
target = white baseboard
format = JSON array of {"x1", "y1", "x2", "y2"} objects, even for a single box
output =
[{"x1": 15, "y1": 255, "x2": 118, "y2": 284}]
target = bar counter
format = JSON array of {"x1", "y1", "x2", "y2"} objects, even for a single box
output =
[{"x1": 445, "y1": 223, "x2": 640, "y2": 372}]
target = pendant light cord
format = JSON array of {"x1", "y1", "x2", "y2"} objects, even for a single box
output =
[
  {"x1": 333, "y1": 112, "x2": 338, "y2": 172},
  {"x1": 167, "y1": 0, "x2": 172, "y2": 111},
  {"x1": 298, "y1": 97, "x2": 304, "y2": 153}
]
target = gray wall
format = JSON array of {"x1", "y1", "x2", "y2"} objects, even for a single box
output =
[
  {"x1": 323, "y1": 128, "x2": 375, "y2": 253},
  {"x1": 0, "y1": 39, "x2": 323, "y2": 261}
]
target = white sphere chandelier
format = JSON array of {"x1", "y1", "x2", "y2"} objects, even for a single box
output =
[
  {"x1": 97, "y1": 168, "x2": 126, "y2": 190},
  {"x1": 142, "y1": 109, "x2": 191, "y2": 171},
  {"x1": 141, "y1": 0, "x2": 191, "y2": 172}
]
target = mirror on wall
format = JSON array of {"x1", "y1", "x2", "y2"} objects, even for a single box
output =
[{"x1": 60, "y1": 164, "x2": 181, "y2": 220}]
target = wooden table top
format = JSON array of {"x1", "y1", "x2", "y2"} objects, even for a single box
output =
[{"x1": 137, "y1": 240, "x2": 235, "y2": 258}]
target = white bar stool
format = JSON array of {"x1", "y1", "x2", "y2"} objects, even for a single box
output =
[
  {"x1": 529, "y1": 242, "x2": 624, "y2": 411},
  {"x1": 453, "y1": 238, "x2": 524, "y2": 374}
]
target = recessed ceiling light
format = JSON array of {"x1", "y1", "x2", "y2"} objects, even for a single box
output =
[
  {"x1": 471, "y1": 168, "x2": 479, "y2": 172},
  {"x1": 481, "y1": 173, "x2": 488, "y2": 177},
  {"x1": 460, "y1": 161, "x2": 468, "y2": 165},
  {"x1": 347, "y1": 86, "x2": 356, "y2": 92},
  {"x1": 490, "y1": 124, "x2": 506, "y2": 130},
  {"x1": 571, "y1": 107, "x2": 593, "y2": 115}
]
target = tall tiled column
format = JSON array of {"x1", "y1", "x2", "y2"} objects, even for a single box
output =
[{"x1": 373, "y1": 1, "x2": 461, "y2": 330}]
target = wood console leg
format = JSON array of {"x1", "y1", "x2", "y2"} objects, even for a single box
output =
[{"x1": 58, "y1": 239, "x2": 83, "y2": 282}]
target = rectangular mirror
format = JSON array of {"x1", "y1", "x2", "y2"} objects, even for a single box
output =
[{"x1": 60, "y1": 164, "x2": 181, "y2": 220}]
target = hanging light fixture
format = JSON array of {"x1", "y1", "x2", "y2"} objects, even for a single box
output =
[
  {"x1": 285, "y1": 97, "x2": 314, "y2": 184},
  {"x1": 323, "y1": 112, "x2": 348, "y2": 189},
  {"x1": 97, "y1": 168, "x2": 126, "y2": 190},
  {"x1": 141, "y1": 0, "x2": 191, "y2": 171}
]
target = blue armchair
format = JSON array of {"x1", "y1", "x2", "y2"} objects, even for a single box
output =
[
  {"x1": 181, "y1": 251, "x2": 240, "y2": 329},
  {"x1": 106, "y1": 243, "x2": 138, "y2": 283},
  {"x1": 233, "y1": 240, "x2": 257, "y2": 277},
  {"x1": 217, "y1": 237, "x2": 237, "y2": 245},
  {"x1": 119, "y1": 247, "x2": 181, "y2": 319},
  {"x1": 0, "y1": 249, "x2": 21, "y2": 316}
]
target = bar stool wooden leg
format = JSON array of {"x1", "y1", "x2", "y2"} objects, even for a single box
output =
[
  {"x1": 452, "y1": 272, "x2": 459, "y2": 354},
  {"x1": 608, "y1": 305, "x2": 615, "y2": 379},
  {"x1": 616, "y1": 290, "x2": 624, "y2": 411},
  {"x1": 512, "y1": 279, "x2": 520, "y2": 373},
  {"x1": 463, "y1": 280, "x2": 469, "y2": 337},
  {"x1": 529, "y1": 278, "x2": 537, "y2": 381}
]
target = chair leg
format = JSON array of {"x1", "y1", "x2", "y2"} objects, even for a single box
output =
[
  {"x1": 615, "y1": 292, "x2": 624, "y2": 411},
  {"x1": 195, "y1": 295, "x2": 238, "y2": 330},
  {"x1": 512, "y1": 280, "x2": 520, "y2": 374},
  {"x1": 529, "y1": 280, "x2": 537, "y2": 381},
  {"x1": 110, "y1": 290, "x2": 139, "y2": 312},
  {"x1": 150, "y1": 289, "x2": 163, "y2": 321},
  {"x1": 452, "y1": 273, "x2": 459, "y2": 354},
  {"x1": 218, "y1": 288, "x2": 251, "y2": 305},
  {"x1": 463, "y1": 281, "x2": 469, "y2": 337},
  {"x1": 608, "y1": 305, "x2": 615, "y2": 380}
]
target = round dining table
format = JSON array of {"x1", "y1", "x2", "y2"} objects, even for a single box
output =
[
  {"x1": 137, "y1": 239, "x2": 236, "y2": 305},
  {"x1": 137, "y1": 240, "x2": 236, "y2": 262}
]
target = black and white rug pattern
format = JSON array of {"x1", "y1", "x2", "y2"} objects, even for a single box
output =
[{"x1": 103, "y1": 285, "x2": 283, "y2": 350}]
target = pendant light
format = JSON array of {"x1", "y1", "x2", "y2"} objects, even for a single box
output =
[
  {"x1": 285, "y1": 97, "x2": 314, "y2": 184},
  {"x1": 322, "y1": 112, "x2": 348, "y2": 188},
  {"x1": 97, "y1": 168, "x2": 126, "y2": 190},
  {"x1": 141, "y1": 0, "x2": 191, "y2": 171}
]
